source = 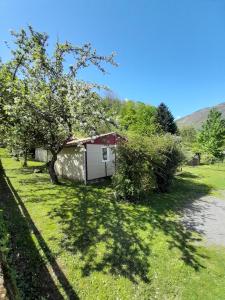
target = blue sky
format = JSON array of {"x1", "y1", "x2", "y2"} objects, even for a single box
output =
[{"x1": 1, "y1": 0, "x2": 225, "y2": 118}]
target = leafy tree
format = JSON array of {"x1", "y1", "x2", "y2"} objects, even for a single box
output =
[
  {"x1": 156, "y1": 102, "x2": 178, "y2": 134},
  {"x1": 7, "y1": 26, "x2": 117, "y2": 183},
  {"x1": 94, "y1": 96, "x2": 122, "y2": 133},
  {"x1": 119, "y1": 100, "x2": 137, "y2": 130},
  {"x1": 102, "y1": 96, "x2": 123, "y2": 117},
  {"x1": 5, "y1": 83, "x2": 40, "y2": 166},
  {"x1": 119, "y1": 100, "x2": 159, "y2": 136},
  {"x1": 99, "y1": 98, "x2": 160, "y2": 136},
  {"x1": 179, "y1": 126, "x2": 199, "y2": 163},
  {"x1": 198, "y1": 109, "x2": 225, "y2": 159},
  {"x1": 0, "y1": 63, "x2": 17, "y2": 127},
  {"x1": 0, "y1": 62, "x2": 43, "y2": 166}
]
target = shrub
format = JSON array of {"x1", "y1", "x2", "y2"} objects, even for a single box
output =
[
  {"x1": 200, "y1": 153, "x2": 224, "y2": 165},
  {"x1": 152, "y1": 135, "x2": 184, "y2": 192},
  {"x1": 113, "y1": 133, "x2": 183, "y2": 201},
  {"x1": 181, "y1": 146, "x2": 195, "y2": 165}
]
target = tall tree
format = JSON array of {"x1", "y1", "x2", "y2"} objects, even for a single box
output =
[
  {"x1": 156, "y1": 102, "x2": 178, "y2": 134},
  {"x1": 198, "y1": 109, "x2": 225, "y2": 159},
  {"x1": 7, "y1": 26, "x2": 117, "y2": 183},
  {"x1": 119, "y1": 100, "x2": 159, "y2": 136}
]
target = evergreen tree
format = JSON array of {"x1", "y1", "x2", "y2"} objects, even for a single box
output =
[
  {"x1": 156, "y1": 102, "x2": 178, "y2": 134},
  {"x1": 198, "y1": 109, "x2": 225, "y2": 159}
]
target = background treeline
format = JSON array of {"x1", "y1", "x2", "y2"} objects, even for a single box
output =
[
  {"x1": 100, "y1": 97, "x2": 176, "y2": 136},
  {"x1": 100, "y1": 96, "x2": 225, "y2": 200},
  {"x1": 179, "y1": 109, "x2": 225, "y2": 164},
  {"x1": 101, "y1": 95, "x2": 225, "y2": 166}
]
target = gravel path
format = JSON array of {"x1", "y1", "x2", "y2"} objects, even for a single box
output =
[{"x1": 183, "y1": 192, "x2": 225, "y2": 247}]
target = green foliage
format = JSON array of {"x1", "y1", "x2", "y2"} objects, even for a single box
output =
[
  {"x1": 201, "y1": 153, "x2": 218, "y2": 164},
  {"x1": 0, "y1": 63, "x2": 19, "y2": 127},
  {"x1": 198, "y1": 109, "x2": 225, "y2": 159},
  {"x1": 156, "y1": 102, "x2": 178, "y2": 134},
  {"x1": 91, "y1": 96, "x2": 122, "y2": 134},
  {"x1": 113, "y1": 135, "x2": 154, "y2": 201},
  {"x1": 179, "y1": 126, "x2": 199, "y2": 164},
  {"x1": 2, "y1": 78, "x2": 41, "y2": 166},
  {"x1": 99, "y1": 97, "x2": 161, "y2": 136},
  {"x1": 180, "y1": 126, "x2": 197, "y2": 146},
  {"x1": 119, "y1": 100, "x2": 160, "y2": 136},
  {"x1": 152, "y1": 135, "x2": 184, "y2": 192},
  {"x1": 113, "y1": 133, "x2": 183, "y2": 200},
  {"x1": 102, "y1": 96, "x2": 123, "y2": 117}
]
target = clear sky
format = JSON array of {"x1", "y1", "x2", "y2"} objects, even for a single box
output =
[{"x1": 1, "y1": 0, "x2": 225, "y2": 118}]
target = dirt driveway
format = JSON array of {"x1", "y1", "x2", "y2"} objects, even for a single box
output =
[{"x1": 183, "y1": 192, "x2": 225, "y2": 247}]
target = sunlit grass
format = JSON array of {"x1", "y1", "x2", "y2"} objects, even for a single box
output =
[
  {"x1": 0, "y1": 148, "x2": 225, "y2": 299},
  {"x1": 183, "y1": 163, "x2": 225, "y2": 196}
]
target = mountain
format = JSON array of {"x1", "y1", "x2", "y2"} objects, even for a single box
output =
[{"x1": 176, "y1": 102, "x2": 225, "y2": 129}]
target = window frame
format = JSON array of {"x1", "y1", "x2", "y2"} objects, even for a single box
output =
[{"x1": 101, "y1": 146, "x2": 110, "y2": 162}]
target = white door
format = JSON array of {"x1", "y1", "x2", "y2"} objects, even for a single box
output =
[{"x1": 86, "y1": 144, "x2": 116, "y2": 180}]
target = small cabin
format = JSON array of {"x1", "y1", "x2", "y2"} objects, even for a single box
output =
[{"x1": 35, "y1": 132, "x2": 123, "y2": 183}]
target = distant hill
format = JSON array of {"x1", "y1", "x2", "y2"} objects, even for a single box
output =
[{"x1": 176, "y1": 102, "x2": 225, "y2": 129}]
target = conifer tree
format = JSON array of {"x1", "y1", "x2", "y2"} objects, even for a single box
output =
[{"x1": 156, "y1": 102, "x2": 178, "y2": 134}]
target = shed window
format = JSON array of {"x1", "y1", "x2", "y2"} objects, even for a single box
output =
[{"x1": 102, "y1": 147, "x2": 109, "y2": 162}]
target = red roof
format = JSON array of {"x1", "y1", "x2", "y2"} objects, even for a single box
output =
[{"x1": 66, "y1": 132, "x2": 124, "y2": 147}]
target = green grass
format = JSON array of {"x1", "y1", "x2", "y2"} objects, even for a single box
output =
[
  {"x1": 182, "y1": 164, "x2": 225, "y2": 191},
  {"x1": 0, "y1": 148, "x2": 225, "y2": 299}
]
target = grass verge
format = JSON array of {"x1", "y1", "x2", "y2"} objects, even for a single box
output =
[{"x1": 0, "y1": 148, "x2": 225, "y2": 299}]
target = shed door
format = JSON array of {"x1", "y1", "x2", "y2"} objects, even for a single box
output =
[
  {"x1": 86, "y1": 144, "x2": 115, "y2": 180},
  {"x1": 105, "y1": 147, "x2": 115, "y2": 176}
]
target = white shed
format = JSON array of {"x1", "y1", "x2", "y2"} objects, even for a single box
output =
[{"x1": 35, "y1": 132, "x2": 123, "y2": 183}]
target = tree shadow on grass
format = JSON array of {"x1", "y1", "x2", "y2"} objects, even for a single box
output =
[
  {"x1": 3, "y1": 158, "x2": 212, "y2": 285},
  {"x1": 178, "y1": 171, "x2": 200, "y2": 179},
  {"x1": 0, "y1": 160, "x2": 79, "y2": 299},
  {"x1": 50, "y1": 186, "x2": 151, "y2": 283},
  {"x1": 48, "y1": 175, "x2": 211, "y2": 283},
  {"x1": 142, "y1": 178, "x2": 211, "y2": 270}
]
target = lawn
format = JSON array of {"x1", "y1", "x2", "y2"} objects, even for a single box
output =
[{"x1": 0, "y1": 148, "x2": 225, "y2": 299}]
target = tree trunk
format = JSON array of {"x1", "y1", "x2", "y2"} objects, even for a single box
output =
[
  {"x1": 48, "y1": 154, "x2": 59, "y2": 184},
  {"x1": 22, "y1": 150, "x2": 28, "y2": 167}
]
